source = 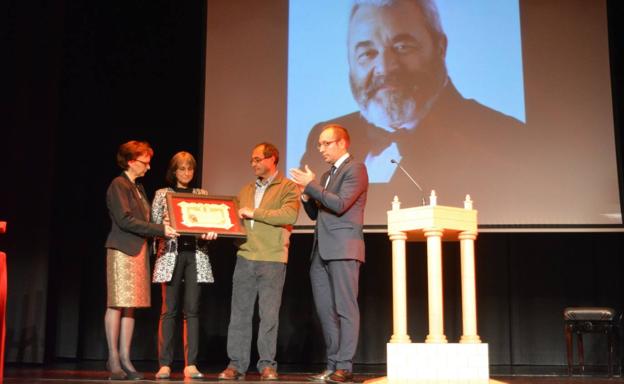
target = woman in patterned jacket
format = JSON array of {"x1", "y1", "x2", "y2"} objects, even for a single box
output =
[{"x1": 152, "y1": 151, "x2": 217, "y2": 379}]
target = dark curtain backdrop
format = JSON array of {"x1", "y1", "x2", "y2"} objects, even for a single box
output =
[{"x1": 2, "y1": 0, "x2": 624, "y2": 367}]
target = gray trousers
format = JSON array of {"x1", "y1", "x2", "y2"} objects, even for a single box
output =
[
  {"x1": 310, "y1": 250, "x2": 361, "y2": 371},
  {"x1": 226, "y1": 256, "x2": 286, "y2": 373}
]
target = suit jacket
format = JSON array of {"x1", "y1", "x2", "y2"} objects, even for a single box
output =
[
  {"x1": 299, "y1": 81, "x2": 529, "y2": 219},
  {"x1": 303, "y1": 156, "x2": 368, "y2": 262},
  {"x1": 105, "y1": 172, "x2": 164, "y2": 255}
]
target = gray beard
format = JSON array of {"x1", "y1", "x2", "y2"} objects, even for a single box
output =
[
  {"x1": 358, "y1": 92, "x2": 420, "y2": 132},
  {"x1": 350, "y1": 59, "x2": 448, "y2": 132}
]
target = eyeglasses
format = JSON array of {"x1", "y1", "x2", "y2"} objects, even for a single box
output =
[
  {"x1": 317, "y1": 140, "x2": 338, "y2": 150},
  {"x1": 250, "y1": 156, "x2": 268, "y2": 165},
  {"x1": 133, "y1": 159, "x2": 150, "y2": 166}
]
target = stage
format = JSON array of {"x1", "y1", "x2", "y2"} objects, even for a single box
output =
[{"x1": 3, "y1": 362, "x2": 622, "y2": 384}]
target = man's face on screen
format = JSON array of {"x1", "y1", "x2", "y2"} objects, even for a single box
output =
[{"x1": 348, "y1": 1, "x2": 447, "y2": 130}]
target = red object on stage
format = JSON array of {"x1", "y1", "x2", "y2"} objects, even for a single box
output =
[{"x1": 0, "y1": 220, "x2": 7, "y2": 380}]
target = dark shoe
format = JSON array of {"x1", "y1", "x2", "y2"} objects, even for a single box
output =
[
  {"x1": 106, "y1": 361, "x2": 127, "y2": 381},
  {"x1": 308, "y1": 370, "x2": 334, "y2": 382},
  {"x1": 218, "y1": 367, "x2": 245, "y2": 380},
  {"x1": 123, "y1": 371, "x2": 144, "y2": 380},
  {"x1": 260, "y1": 367, "x2": 279, "y2": 381},
  {"x1": 108, "y1": 370, "x2": 127, "y2": 380},
  {"x1": 326, "y1": 369, "x2": 353, "y2": 383},
  {"x1": 120, "y1": 363, "x2": 144, "y2": 380}
]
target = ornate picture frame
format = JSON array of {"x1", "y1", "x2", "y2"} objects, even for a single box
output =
[{"x1": 166, "y1": 192, "x2": 246, "y2": 237}]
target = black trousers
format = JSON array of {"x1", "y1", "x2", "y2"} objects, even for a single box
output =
[{"x1": 158, "y1": 250, "x2": 201, "y2": 366}]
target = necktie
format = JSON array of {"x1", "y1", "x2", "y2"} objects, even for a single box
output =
[{"x1": 325, "y1": 165, "x2": 337, "y2": 188}]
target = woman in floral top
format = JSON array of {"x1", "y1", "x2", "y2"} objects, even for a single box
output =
[{"x1": 152, "y1": 151, "x2": 217, "y2": 379}]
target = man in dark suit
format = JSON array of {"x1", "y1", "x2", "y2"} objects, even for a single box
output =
[
  {"x1": 299, "y1": 0, "x2": 527, "y2": 212},
  {"x1": 290, "y1": 124, "x2": 368, "y2": 383}
]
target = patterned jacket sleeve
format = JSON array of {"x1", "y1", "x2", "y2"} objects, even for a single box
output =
[{"x1": 152, "y1": 188, "x2": 167, "y2": 225}]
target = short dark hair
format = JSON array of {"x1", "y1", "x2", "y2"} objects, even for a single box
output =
[
  {"x1": 116, "y1": 140, "x2": 154, "y2": 170},
  {"x1": 254, "y1": 142, "x2": 280, "y2": 165},
  {"x1": 165, "y1": 151, "x2": 197, "y2": 186},
  {"x1": 322, "y1": 124, "x2": 351, "y2": 148}
]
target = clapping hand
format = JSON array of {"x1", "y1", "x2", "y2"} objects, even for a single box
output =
[{"x1": 289, "y1": 165, "x2": 316, "y2": 187}]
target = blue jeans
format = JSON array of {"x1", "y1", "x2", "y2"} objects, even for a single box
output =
[{"x1": 226, "y1": 256, "x2": 286, "y2": 373}]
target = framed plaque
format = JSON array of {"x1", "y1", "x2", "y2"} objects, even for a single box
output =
[{"x1": 166, "y1": 193, "x2": 246, "y2": 237}]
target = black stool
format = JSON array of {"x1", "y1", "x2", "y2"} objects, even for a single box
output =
[{"x1": 564, "y1": 307, "x2": 621, "y2": 376}]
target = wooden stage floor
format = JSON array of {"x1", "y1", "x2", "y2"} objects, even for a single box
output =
[{"x1": 3, "y1": 362, "x2": 623, "y2": 384}]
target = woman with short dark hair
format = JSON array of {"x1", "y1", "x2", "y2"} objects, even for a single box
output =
[{"x1": 104, "y1": 140, "x2": 177, "y2": 380}]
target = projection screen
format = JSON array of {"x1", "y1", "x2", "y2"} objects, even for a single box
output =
[{"x1": 202, "y1": 0, "x2": 621, "y2": 229}]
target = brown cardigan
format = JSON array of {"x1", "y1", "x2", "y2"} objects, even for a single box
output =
[{"x1": 237, "y1": 173, "x2": 300, "y2": 263}]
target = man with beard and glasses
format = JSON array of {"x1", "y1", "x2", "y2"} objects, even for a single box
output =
[{"x1": 299, "y1": 0, "x2": 527, "y2": 211}]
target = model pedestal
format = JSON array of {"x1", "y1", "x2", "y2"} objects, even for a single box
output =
[
  {"x1": 387, "y1": 343, "x2": 488, "y2": 383},
  {"x1": 366, "y1": 194, "x2": 488, "y2": 384}
]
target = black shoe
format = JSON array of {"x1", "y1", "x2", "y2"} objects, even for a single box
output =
[
  {"x1": 108, "y1": 371, "x2": 127, "y2": 380},
  {"x1": 120, "y1": 363, "x2": 144, "y2": 380},
  {"x1": 106, "y1": 362, "x2": 127, "y2": 381}
]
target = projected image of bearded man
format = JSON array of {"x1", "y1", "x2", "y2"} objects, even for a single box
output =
[
  {"x1": 348, "y1": 0, "x2": 447, "y2": 135},
  {"x1": 299, "y1": 0, "x2": 523, "y2": 184}
]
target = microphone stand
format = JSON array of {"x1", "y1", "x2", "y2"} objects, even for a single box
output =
[{"x1": 391, "y1": 159, "x2": 427, "y2": 205}]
